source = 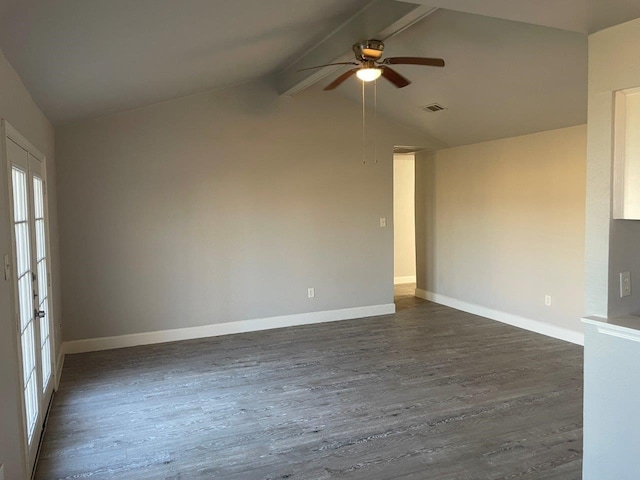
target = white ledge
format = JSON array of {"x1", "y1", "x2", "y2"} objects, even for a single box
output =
[{"x1": 582, "y1": 315, "x2": 640, "y2": 342}]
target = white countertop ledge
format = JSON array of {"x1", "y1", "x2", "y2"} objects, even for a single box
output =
[{"x1": 582, "y1": 315, "x2": 640, "y2": 342}]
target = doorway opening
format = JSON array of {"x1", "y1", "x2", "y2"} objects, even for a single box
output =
[{"x1": 393, "y1": 151, "x2": 418, "y2": 310}]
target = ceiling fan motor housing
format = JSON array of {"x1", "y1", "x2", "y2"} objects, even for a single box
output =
[
  {"x1": 353, "y1": 39, "x2": 384, "y2": 61},
  {"x1": 317, "y1": 40, "x2": 443, "y2": 90}
]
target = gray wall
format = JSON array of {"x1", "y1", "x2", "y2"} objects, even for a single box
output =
[
  {"x1": 56, "y1": 80, "x2": 433, "y2": 341},
  {"x1": 415, "y1": 125, "x2": 587, "y2": 334},
  {"x1": 0, "y1": 49, "x2": 60, "y2": 480},
  {"x1": 586, "y1": 18, "x2": 640, "y2": 318},
  {"x1": 582, "y1": 17, "x2": 640, "y2": 480}
]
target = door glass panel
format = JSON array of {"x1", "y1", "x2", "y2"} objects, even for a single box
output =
[
  {"x1": 12, "y1": 166, "x2": 38, "y2": 442},
  {"x1": 33, "y1": 176, "x2": 52, "y2": 388}
]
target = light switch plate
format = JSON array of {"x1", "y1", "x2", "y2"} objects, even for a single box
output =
[
  {"x1": 380, "y1": 217, "x2": 386, "y2": 228},
  {"x1": 0, "y1": 463, "x2": 5, "y2": 480}
]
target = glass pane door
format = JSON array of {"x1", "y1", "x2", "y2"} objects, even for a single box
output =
[
  {"x1": 5, "y1": 122, "x2": 56, "y2": 475},
  {"x1": 12, "y1": 165, "x2": 39, "y2": 442},
  {"x1": 33, "y1": 175, "x2": 52, "y2": 389}
]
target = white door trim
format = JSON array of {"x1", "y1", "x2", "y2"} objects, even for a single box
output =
[{"x1": 4, "y1": 121, "x2": 45, "y2": 162}]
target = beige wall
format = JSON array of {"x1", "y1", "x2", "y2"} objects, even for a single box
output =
[
  {"x1": 393, "y1": 154, "x2": 416, "y2": 282},
  {"x1": 0, "y1": 49, "x2": 60, "y2": 480},
  {"x1": 56, "y1": 80, "x2": 432, "y2": 341},
  {"x1": 416, "y1": 125, "x2": 587, "y2": 334}
]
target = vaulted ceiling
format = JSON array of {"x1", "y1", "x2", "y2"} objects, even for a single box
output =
[
  {"x1": 1, "y1": 0, "x2": 640, "y2": 148},
  {"x1": 331, "y1": 9, "x2": 587, "y2": 148},
  {"x1": 0, "y1": 0, "x2": 369, "y2": 124}
]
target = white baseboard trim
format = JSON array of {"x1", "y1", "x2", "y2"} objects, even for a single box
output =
[
  {"x1": 62, "y1": 303, "x2": 397, "y2": 355},
  {"x1": 55, "y1": 349, "x2": 65, "y2": 390},
  {"x1": 394, "y1": 275, "x2": 416, "y2": 285},
  {"x1": 415, "y1": 288, "x2": 584, "y2": 346}
]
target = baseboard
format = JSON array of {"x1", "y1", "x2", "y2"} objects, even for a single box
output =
[
  {"x1": 394, "y1": 275, "x2": 416, "y2": 285},
  {"x1": 62, "y1": 303, "x2": 397, "y2": 355},
  {"x1": 415, "y1": 288, "x2": 584, "y2": 346},
  {"x1": 55, "y1": 349, "x2": 65, "y2": 390}
]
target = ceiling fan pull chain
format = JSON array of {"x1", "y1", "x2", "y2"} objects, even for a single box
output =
[
  {"x1": 374, "y1": 80, "x2": 378, "y2": 164},
  {"x1": 362, "y1": 79, "x2": 366, "y2": 164}
]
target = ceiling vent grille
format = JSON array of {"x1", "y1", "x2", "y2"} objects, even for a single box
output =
[{"x1": 421, "y1": 103, "x2": 447, "y2": 113}]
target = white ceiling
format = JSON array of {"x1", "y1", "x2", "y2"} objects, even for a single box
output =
[
  {"x1": 408, "y1": 0, "x2": 640, "y2": 34},
  {"x1": 0, "y1": 0, "x2": 639, "y2": 146},
  {"x1": 0, "y1": 0, "x2": 369, "y2": 125}
]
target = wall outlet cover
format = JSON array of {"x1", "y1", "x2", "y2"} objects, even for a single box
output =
[{"x1": 620, "y1": 272, "x2": 632, "y2": 297}]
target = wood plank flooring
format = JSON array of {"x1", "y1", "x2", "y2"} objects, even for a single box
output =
[{"x1": 35, "y1": 288, "x2": 583, "y2": 479}]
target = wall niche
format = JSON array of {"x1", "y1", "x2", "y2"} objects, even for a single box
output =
[{"x1": 614, "y1": 86, "x2": 640, "y2": 220}]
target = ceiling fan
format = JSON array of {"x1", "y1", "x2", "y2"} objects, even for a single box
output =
[{"x1": 300, "y1": 39, "x2": 445, "y2": 90}]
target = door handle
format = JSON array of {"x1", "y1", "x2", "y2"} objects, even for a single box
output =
[{"x1": 35, "y1": 309, "x2": 45, "y2": 318}]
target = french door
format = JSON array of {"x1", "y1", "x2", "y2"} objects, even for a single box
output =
[{"x1": 4, "y1": 120, "x2": 55, "y2": 473}]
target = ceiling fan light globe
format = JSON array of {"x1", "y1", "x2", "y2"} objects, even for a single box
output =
[{"x1": 357, "y1": 68, "x2": 382, "y2": 82}]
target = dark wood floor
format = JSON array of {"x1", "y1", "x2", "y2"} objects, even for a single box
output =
[{"x1": 36, "y1": 286, "x2": 583, "y2": 479}]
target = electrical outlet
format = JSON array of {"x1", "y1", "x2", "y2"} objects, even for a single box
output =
[
  {"x1": 544, "y1": 295, "x2": 552, "y2": 306},
  {"x1": 307, "y1": 288, "x2": 315, "y2": 298},
  {"x1": 620, "y1": 272, "x2": 631, "y2": 297},
  {"x1": 379, "y1": 217, "x2": 386, "y2": 227}
]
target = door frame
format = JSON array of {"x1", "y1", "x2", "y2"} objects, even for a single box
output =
[{"x1": 2, "y1": 119, "x2": 58, "y2": 476}]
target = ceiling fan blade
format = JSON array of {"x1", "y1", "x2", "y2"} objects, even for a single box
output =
[
  {"x1": 324, "y1": 68, "x2": 359, "y2": 90},
  {"x1": 381, "y1": 67, "x2": 411, "y2": 88},
  {"x1": 298, "y1": 62, "x2": 359, "y2": 72},
  {"x1": 382, "y1": 57, "x2": 445, "y2": 67}
]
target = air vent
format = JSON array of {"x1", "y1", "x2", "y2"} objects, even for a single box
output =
[{"x1": 421, "y1": 103, "x2": 447, "y2": 113}]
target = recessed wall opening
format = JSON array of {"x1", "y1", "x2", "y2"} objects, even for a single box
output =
[{"x1": 393, "y1": 150, "x2": 417, "y2": 307}]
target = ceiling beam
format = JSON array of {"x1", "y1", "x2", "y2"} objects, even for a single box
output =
[{"x1": 277, "y1": 0, "x2": 437, "y2": 96}]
